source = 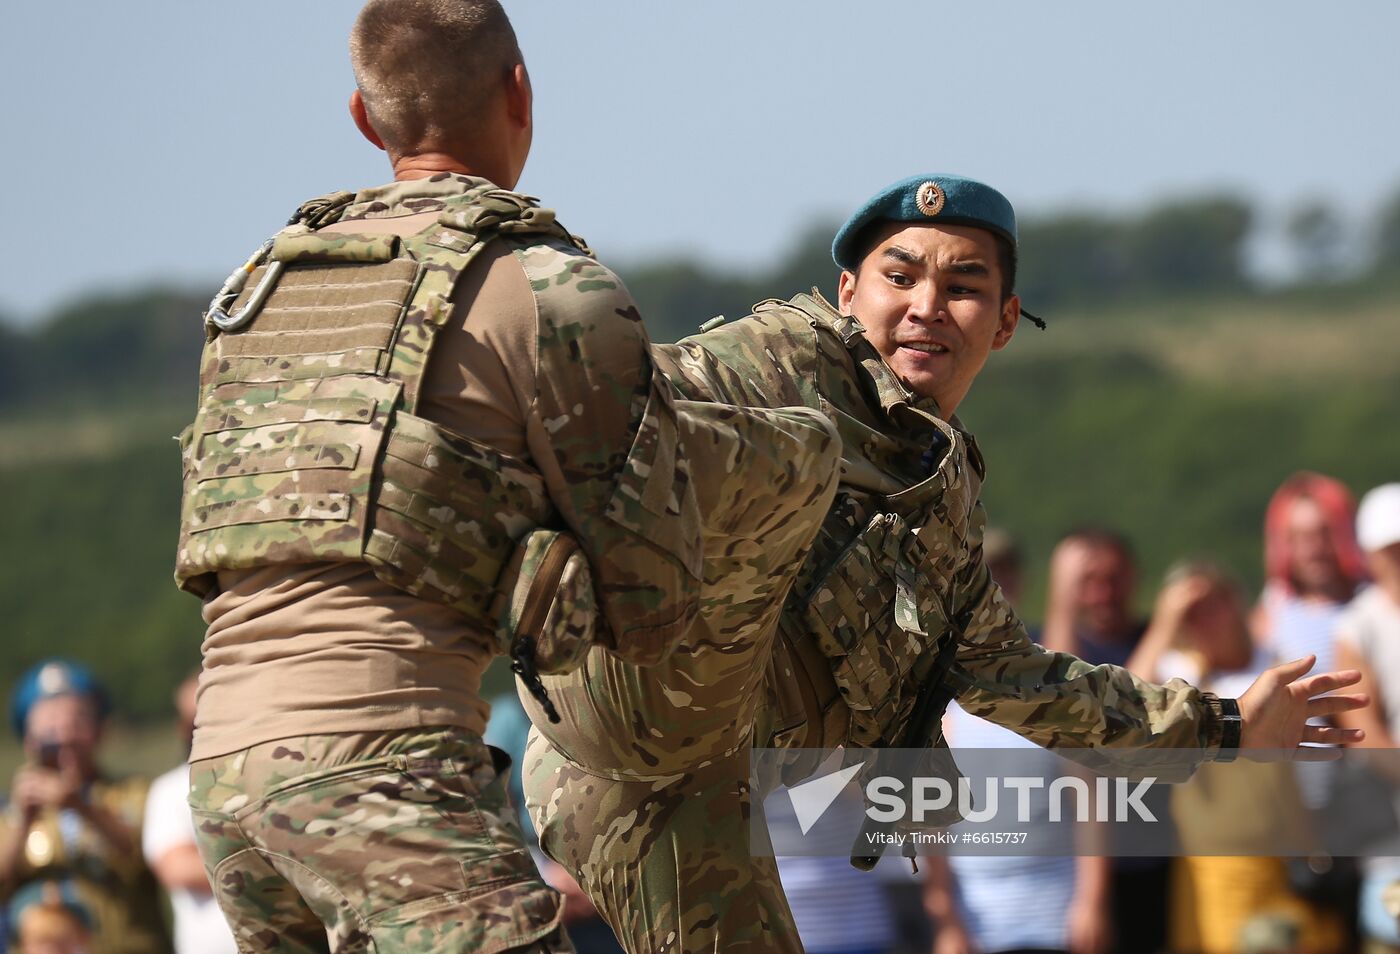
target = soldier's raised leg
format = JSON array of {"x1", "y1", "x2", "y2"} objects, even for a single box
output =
[
  {"x1": 524, "y1": 734, "x2": 799, "y2": 954},
  {"x1": 520, "y1": 400, "x2": 841, "y2": 953}
]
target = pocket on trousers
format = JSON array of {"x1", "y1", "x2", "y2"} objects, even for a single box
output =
[
  {"x1": 253, "y1": 755, "x2": 512, "y2": 920},
  {"x1": 367, "y1": 875, "x2": 566, "y2": 954},
  {"x1": 361, "y1": 753, "x2": 567, "y2": 953}
]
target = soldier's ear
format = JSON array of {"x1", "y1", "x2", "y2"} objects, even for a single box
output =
[
  {"x1": 991, "y1": 294, "x2": 1020, "y2": 351},
  {"x1": 504, "y1": 64, "x2": 532, "y2": 130},
  {"x1": 837, "y1": 269, "x2": 858, "y2": 316},
  {"x1": 349, "y1": 90, "x2": 386, "y2": 152}
]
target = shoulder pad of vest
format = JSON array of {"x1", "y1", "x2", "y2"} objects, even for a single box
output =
[
  {"x1": 827, "y1": 312, "x2": 866, "y2": 346},
  {"x1": 747, "y1": 298, "x2": 836, "y2": 350},
  {"x1": 271, "y1": 230, "x2": 400, "y2": 264},
  {"x1": 755, "y1": 290, "x2": 858, "y2": 344},
  {"x1": 435, "y1": 189, "x2": 591, "y2": 256},
  {"x1": 291, "y1": 191, "x2": 357, "y2": 228}
]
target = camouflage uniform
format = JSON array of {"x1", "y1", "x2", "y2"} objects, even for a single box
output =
[
  {"x1": 188, "y1": 730, "x2": 561, "y2": 953},
  {"x1": 178, "y1": 176, "x2": 840, "y2": 953},
  {"x1": 522, "y1": 292, "x2": 1226, "y2": 954}
]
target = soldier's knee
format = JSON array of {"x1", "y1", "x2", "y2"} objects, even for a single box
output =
[
  {"x1": 734, "y1": 406, "x2": 841, "y2": 543},
  {"x1": 676, "y1": 401, "x2": 841, "y2": 540},
  {"x1": 768, "y1": 406, "x2": 842, "y2": 503}
]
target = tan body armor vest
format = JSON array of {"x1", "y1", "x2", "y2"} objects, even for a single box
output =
[
  {"x1": 176, "y1": 184, "x2": 583, "y2": 644},
  {"x1": 778, "y1": 446, "x2": 971, "y2": 750}
]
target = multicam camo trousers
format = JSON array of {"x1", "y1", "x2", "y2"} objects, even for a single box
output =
[
  {"x1": 522, "y1": 403, "x2": 843, "y2": 954},
  {"x1": 189, "y1": 727, "x2": 571, "y2": 954}
]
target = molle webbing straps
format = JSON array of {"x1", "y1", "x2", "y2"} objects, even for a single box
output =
[
  {"x1": 210, "y1": 251, "x2": 417, "y2": 383},
  {"x1": 387, "y1": 188, "x2": 581, "y2": 412},
  {"x1": 177, "y1": 184, "x2": 578, "y2": 642}
]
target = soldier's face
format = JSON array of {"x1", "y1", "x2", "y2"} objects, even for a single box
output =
[{"x1": 837, "y1": 223, "x2": 1019, "y2": 416}]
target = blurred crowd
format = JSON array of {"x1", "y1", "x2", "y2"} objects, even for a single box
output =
[
  {"x1": 761, "y1": 473, "x2": 1400, "y2": 954},
  {"x1": 1, "y1": 472, "x2": 1397, "y2": 954},
  {"x1": 0, "y1": 664, "x2": 231, "y2": 954}
]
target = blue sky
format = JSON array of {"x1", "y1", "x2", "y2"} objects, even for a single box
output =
[{"x1": 3, "y1": 1, "x2": 1397, "y2": 321}]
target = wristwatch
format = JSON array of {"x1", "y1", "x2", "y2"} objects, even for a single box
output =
[{"x1": 1203, "y1": 692, "x2": 1243, "y2": 762}]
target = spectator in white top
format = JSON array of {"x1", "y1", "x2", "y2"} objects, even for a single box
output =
[
  {"x1": 140, "y1": 673, "x2": 236, "y2": 954},
  {"x1": 1336, "y1": 483, "x2": 1400, "y2": 951}
]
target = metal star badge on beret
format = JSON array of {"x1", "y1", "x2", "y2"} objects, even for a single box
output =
[{"x1": 915, "y1": 181, "x2": 946, "y2": 217}]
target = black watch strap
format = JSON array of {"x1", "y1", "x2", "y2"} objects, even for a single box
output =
[{"x1": 1205, "y1": 694, "x2": 1243, "y2": 762}]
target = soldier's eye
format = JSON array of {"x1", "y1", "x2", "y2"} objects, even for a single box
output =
[{"x1": 888, "y1": 272, "x2": 914, "y2": 287}]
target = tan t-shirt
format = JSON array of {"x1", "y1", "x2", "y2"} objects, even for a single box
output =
[{"x1": 194, "y1": 212, "x2": 541, "y2": 759}]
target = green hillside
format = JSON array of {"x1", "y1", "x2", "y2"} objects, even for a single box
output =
[{"x1": 2, "y1": 199, "x2": 1396, "y2": 721}]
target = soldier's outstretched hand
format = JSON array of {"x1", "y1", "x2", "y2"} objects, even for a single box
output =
[{"x1": 1237, "y1": 655, "x2": 1368, "y2": 751}]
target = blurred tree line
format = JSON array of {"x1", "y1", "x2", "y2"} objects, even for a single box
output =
[
  {"x1": 4, "y1": 187, "x2": 1400, "y2": 406},
  {"x1": 1, "y1": 187, "x2": 1398, "y2": 720}
]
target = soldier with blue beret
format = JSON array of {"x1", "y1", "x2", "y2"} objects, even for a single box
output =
[
  {"x1": 1, "y1": 661, "x2": 171, "y2": 953},
  {"x1": 511, "y1": 172, "x2": 1371, "y2": 954},
  {"x1": 832, "y1": 173, "x2": 1018, "y2": 264}
]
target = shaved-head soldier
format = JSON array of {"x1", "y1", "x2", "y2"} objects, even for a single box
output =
[{"x1": 177, "y1": 2, "x2": 838, "y2": 951}]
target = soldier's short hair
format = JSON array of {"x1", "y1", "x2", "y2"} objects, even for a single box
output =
[{"x1": 350, "y1": 0, "x2": 522, "y2": 153}]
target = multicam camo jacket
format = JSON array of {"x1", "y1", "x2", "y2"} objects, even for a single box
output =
[{"x1": 657, "y1": 290, "x2": 1222, "y2": 757}]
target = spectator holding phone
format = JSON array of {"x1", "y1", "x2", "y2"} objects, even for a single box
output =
[{"x1": 0, "y1": 661, "x2": 169, "y2": 954}]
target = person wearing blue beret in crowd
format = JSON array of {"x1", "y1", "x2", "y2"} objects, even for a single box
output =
[
  {"x1": 0, "y1": 661, "x2": 170, "y2": 954},
  {"x1": 7, "y1": 879, "x2": 94, "y2": 954},
  {"x1": 511, "y1": 174, "x2": 1370, "y2": 954}
]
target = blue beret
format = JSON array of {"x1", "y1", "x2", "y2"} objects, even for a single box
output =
[
  {"x1": 7, "y1": 880, "x2": 94, "y2": 938},
  {"x1": 10, "y1": 660, "x2": 109, "y2": 738},
  {"x1": 831, "y1": 173, "x2": 1018, "y2": 271}
]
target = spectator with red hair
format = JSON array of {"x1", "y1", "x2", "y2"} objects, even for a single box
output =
[
  {"x1": 1253, "y1": 471, "x2": 1370, "y2": 943},
  {"x1": 1255, "y1": 472, "x2": 1368, "y2": 674}
]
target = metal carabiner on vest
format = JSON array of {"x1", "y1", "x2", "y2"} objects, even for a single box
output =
[{"x1": 205, "y1": 240, "x2": 285, "y2": 333}]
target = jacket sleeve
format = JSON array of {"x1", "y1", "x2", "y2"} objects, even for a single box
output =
[
  {"x1": 517, "y1": 241, "x2": 703, "y2": 665},
  {"x1": 949, "y1": 500, "x2": 1224, "y2": 768}
]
